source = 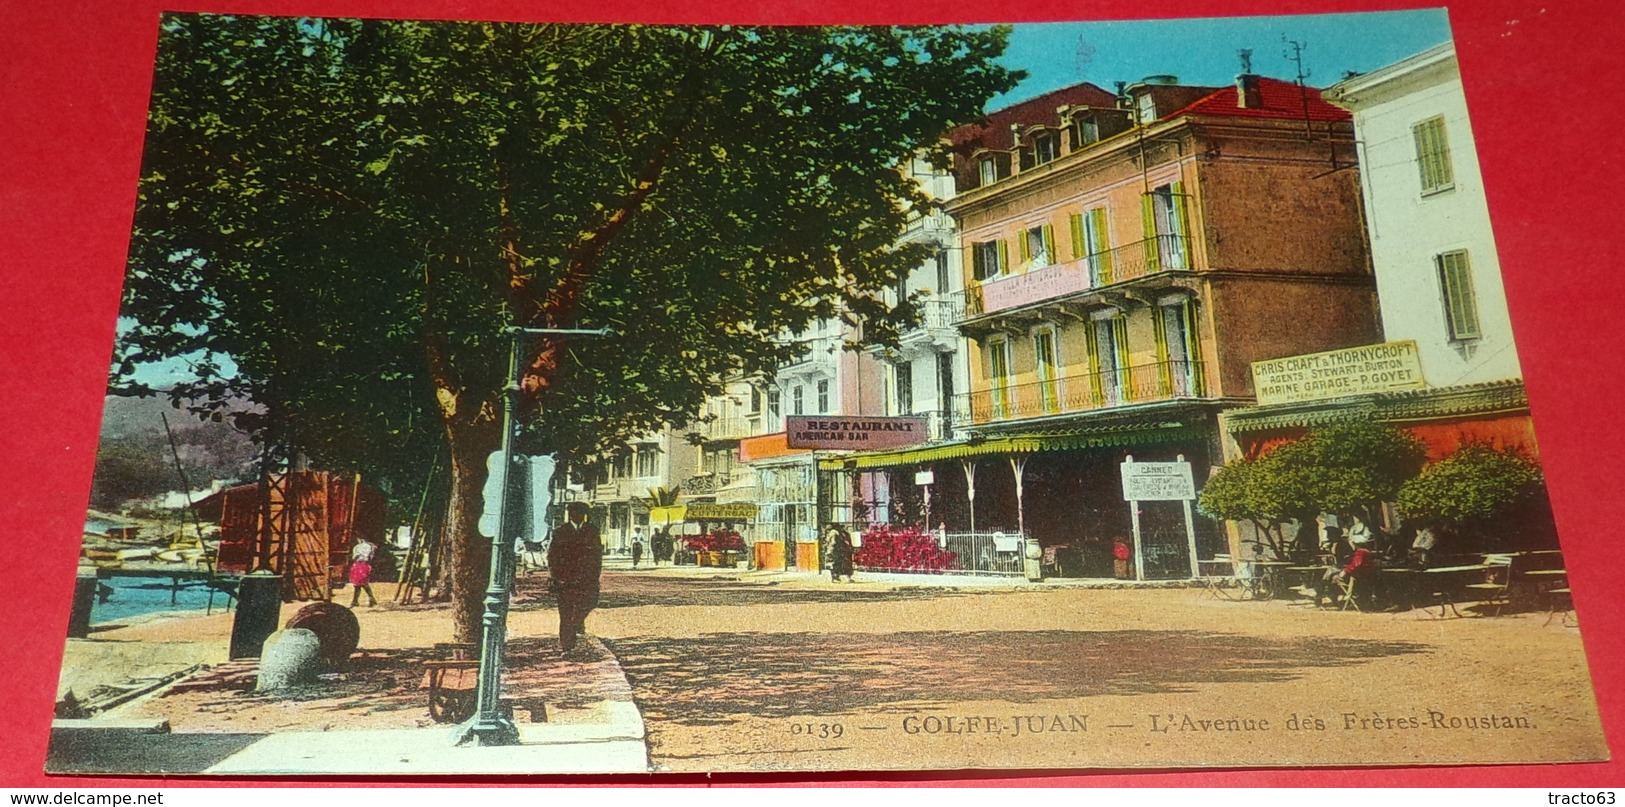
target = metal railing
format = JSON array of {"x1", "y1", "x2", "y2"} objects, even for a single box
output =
[
  {"x1": 953, "y1": 359, "x2": 1206, "y2": 425},
  {"x1": 943, "y1": 532, "x2": 1027, "y2": 575},
  {"x1": 960, "y1": 234, "x2": 1195, "y2": 318}
]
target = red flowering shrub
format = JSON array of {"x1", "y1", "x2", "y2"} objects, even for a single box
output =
[
  {"x1": 853, "y1": 525, "x2": 960, "y2": 572},
  {"x1": 685, "y1": 529, "x2": 746, "y2": 553}
]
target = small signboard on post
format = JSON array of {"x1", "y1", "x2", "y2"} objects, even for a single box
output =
[{"x1": 1120, "y1": 456, "x2": 1200, "y2": 581}]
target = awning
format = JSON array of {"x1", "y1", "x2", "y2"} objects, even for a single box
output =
[
  {"x1": 1223, "y1": 379, "x2": 1528, "y2": 434},
  {"x1": 817, "y1": 421, "x2": 1205, "y2": 471}
]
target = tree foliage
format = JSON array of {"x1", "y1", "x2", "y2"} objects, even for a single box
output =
[
  {"x1": 1396, "y1": 443, "x2": 1544, "y2": 536},
  {"x1": 115, "y1": 14, "x2": 1021, "y2": 638},
  {"x1": 1200, "y1": 419, "x2": 1426, "y2": 559}
]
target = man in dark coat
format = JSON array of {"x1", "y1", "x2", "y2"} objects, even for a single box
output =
[{"x1": 548, "y1": 502, "x2": 603, "y2": 655}]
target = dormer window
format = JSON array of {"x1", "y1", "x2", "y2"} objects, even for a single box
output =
[
  {"x1": 1070, "y1": 115, "x2": 1100, "y2": 149},
  {"x1": 1032, "y1": 131, "x2": 1059, "y2": 165},
  {"x1": 979, "y1": 156, "x2": 999, "y2": 186}
]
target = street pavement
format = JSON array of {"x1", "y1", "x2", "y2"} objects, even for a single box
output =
[{"x1": 48, "y1": 559, "x2": 1603, "y2": 776}]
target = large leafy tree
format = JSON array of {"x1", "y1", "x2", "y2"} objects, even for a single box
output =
[
  {"x1": 1397, "y1": 444, "x2": 1545, "y2": 550},
  {"x1": 117, "y1": 15, "x2": 1019, "y2": 639},
  {"x1": 1200, "y1": 419, "x2": 1426, "y2": 559}
]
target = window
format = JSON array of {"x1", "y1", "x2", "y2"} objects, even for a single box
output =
[
  {"x1": 1154, "y1": 297, "x2": 1204, "y2": 396},
  {"x1": 1069, "y1": 207, "x2": 1113, "y2": 284},
  {"x1": 767, "y1": 387, "x2": 781, "y2": 421},
  {"x1": 1033, "y1": 327, "x2": 1060, "y2": 414},
  {"x1": 1032, "y1": 132, "x2": 1059, "y2": 165},
  {"x1": 816, "y1": 379, "x2": 830, "y2": 413},
  {"x1": 749, "y1": 387, "x2": 762, "y2": 414},
  {"x1": 987, "y1": 336, "x2": 1013, "y2": 419},
  {"x1": 792, "y1": 385, "x2": 805, "y2": 415},
  {"x1": 934, "y1": 250, "x2": 951, "y2": 293},
  {"x1": 971, "y1": 239, "x2": 1007, "y2": 281},
  {"x1": 977, "y1": 153, "x2": 1011, "y2": 186},
  {"x1": 1143, "y1": 183, "x2": 1189, "y2": 271},
  {"x1": 895, "y1": 362, "x2": 914, "y2": 415},
  {"x1": 1413, "y1": 116, "x2": 1455, "y2": 195},
  {"x1": 1018, "y1": 224, "x2": 1055, "y2": 270},
  {"x1": 635, "y1": 445, "x2": 659, "y2": 478},
  {"x1": 1070, "y1": 115, "x2": 1100, "y2": 149},
  {"x1": 1088, "y1": 314, "x2": 1129, "y2": 406},
  {"x1": 1436, "y1": 250, "x2": 1481, "y2": 340}
]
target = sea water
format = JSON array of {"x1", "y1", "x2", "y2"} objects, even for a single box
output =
[{"x1": 90, "y1": 577, "x2": 232, "y2": 625}]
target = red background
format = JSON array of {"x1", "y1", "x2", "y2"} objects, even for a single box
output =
[{"x1": 2, "y1": 0, "x2": 1620, "y2": 788}]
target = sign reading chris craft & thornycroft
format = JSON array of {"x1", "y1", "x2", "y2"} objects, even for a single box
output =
[{"x1": 1251, "y1": 340, "x2": 1426, "y2": 406}]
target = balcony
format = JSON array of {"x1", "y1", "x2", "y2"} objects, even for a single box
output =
[
  {"x1": 953, "y1": 359, "x2": 1207, "y2": 425},
  {"x1": 961, "y1": 234, "x2": 1194, "y2": 319},
  {"x1": 696, "y1": 416, "x2": 756, "y2": 442}
]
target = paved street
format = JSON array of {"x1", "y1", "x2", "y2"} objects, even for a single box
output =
[{"x1": 550, "y1": 566, "x2": 1604, "y2": 773}]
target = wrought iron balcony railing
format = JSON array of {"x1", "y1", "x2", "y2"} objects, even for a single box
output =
[
  {"x1": 959, "y1": 234, "x2": 1194, "y2": 319},
  {"x1": 951, "y1": 359, "x2": 1207, "y2": 425}
]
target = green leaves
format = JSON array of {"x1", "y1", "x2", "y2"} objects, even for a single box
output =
[{"x1": 1397, "y1": 444, "x2": 1544, "y2": 530}]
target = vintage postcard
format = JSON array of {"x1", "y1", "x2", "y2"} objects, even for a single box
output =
[{"x1": 47, "y1": 8, "x2": 1608, "y2": 776}]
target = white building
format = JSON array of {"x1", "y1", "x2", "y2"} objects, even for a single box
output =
[{"x1": 1325, "y1": 43, "x2": 1522, "y2": 386}]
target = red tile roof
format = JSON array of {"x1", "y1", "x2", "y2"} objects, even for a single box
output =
[{"x1": 1167, "y1": 76, "x2": 1351, "y2": 122}]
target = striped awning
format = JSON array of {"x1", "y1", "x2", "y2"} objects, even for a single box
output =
[{"x1": 816, "y1": 421, "x2": 1204, "y2": 471}]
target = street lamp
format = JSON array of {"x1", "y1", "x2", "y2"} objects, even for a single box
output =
[{"x1": 459, "y1": 325, "x2": 613, "y2": 747}]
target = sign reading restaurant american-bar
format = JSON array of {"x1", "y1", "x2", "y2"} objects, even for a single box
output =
[
  {"x1": 785, "y1": 415, "x2": 930, "y2": 450},
  {"x1": 1251, "y1": 340, "x2": 1426, "y2": 405}
]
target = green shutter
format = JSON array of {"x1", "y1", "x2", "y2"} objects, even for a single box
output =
[
  {"x1": 1042, "y1": 224, "x2": 1056, "y2": 264},
  {"x1": 1092, "y1": 208, "x2": 1113, "y2": 283},
  {"x1": 1152, "y1": 306, "x2": 1172, "y2": 395},
  {"x1": 1017, "y1": 230, "x2": 1030, "y2": 265},
  {"x1": 1084, "y1": 323, "x2": 1103, "y2": 406},
  {"x1": 1113, "y1": 317, "x2": 1131, "y2": 400},
  {"x1": 997, "y1": 240, "x2": 1009, "y2": 275},
  {"x1": 1170, "y1": 180, "x2": 1191, "y2": 267},
  {"x1": 1141, "y1": 193, "x2": 1159, "y2": 273},
  {"x1": 1069, "y1": 213, "x2": 1085, "y2": 260}
]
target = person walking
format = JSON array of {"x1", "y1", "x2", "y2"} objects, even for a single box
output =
[
  {"x1": 631, "y1": 537, "x2": 645, "y2": 568},
  {"x1": 826, "y1": 523, "x2": 855, "y2": 583},
  {"x1": 348, "y1": 535, "x2": 378, "y2": 608},
  {"x1": 548, "y1": 502, "x2": 603, "y2": 656}
]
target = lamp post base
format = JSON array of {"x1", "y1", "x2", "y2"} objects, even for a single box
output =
[{"x1": 455, "y1": 708, "x2": 520, "y2": 747}]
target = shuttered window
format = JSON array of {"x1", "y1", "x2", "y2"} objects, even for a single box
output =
[
  {"x1": 1413, "y1": 116, "x2": 1455, "y2": 194},
  {"x1": 1436, "y1": 250, "x2": 1481, "y2": 340}
]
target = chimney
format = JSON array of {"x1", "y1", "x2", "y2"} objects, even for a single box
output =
[{"x1": 1236, "y1": 73, "x2": 1264, "y2": 109}]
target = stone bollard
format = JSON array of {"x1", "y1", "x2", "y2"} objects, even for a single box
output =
[
  {"x1": 1023, "y1": 538, "x2": 1044, "y2": 582},
  {"x1": 257, "y1": 628, "x2": 323, "y2": 691},
  {"x1": 230, "y1": 570, "x2": 283, "y2": 660}
]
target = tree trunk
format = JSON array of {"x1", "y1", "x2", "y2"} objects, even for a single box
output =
[{"x1": 444, "y1": 416, "x2": 502, "y2": 643}]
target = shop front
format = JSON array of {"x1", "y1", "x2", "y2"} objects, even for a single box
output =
[{"x1": 818, "y1": 411, "x2": 1228, "y2": 580}]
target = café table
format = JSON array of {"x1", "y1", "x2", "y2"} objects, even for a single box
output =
[
  {"x1": 1386, "y1": 564, "x2": 1491, "y2": 617},
  {"x1": 1243, "y1": 560, "x2": 1294, "y2": 600}
]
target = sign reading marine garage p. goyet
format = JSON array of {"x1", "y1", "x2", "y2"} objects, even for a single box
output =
[
  {"x1": 785, "y1": 415, "x2": 930, "y2": 450},
  {"x1": 1251, "y1": 340, "x2": 1426, "y2": 405}
]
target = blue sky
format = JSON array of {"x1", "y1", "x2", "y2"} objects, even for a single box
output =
[
  {"x1": 991, "y1": 9, "x2": 1453, "y2": 107},
  {"x1": 125, "y1": 9, "x2": 1453, "y2": 390}
]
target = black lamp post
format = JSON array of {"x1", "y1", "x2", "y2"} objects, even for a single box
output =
[{"x1": 459, "y1": 325, "x2": 612, "y2": 747}]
